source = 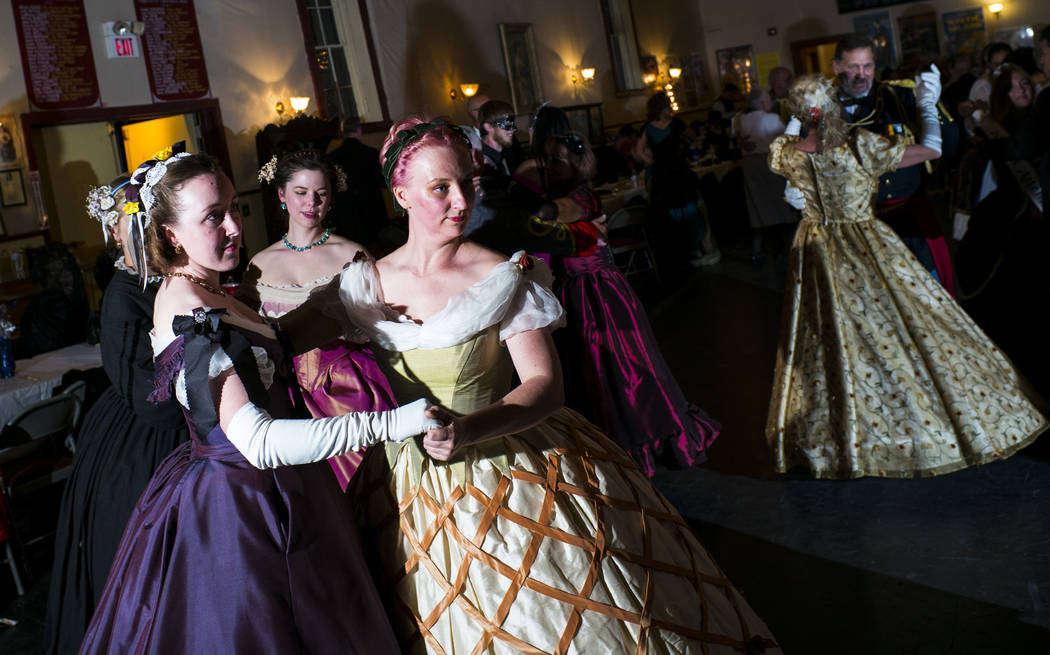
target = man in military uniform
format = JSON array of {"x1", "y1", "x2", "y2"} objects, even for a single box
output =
[{"x1": 832, "y1": 33, "x2": 959, "y2": 294}]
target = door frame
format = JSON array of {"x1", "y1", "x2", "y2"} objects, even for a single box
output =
[
  {"x1": 20, "y1": 98, "x2": 231, "y2": 175},
  {"x1": 791, "y1": 33, "x2": 851, "y2": 77}
]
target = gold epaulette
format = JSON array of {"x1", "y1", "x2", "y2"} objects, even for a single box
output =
[{"x1": 883, "y1": 79, "x2": 916, "y2": 89}]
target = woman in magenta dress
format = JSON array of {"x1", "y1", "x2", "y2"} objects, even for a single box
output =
[
  {"x1": 80, "y1": 146, "x2": 438, "y2": 654},
  {"x1": 241, "y1": 150, "x2": 396, "y2": 487},
  {"x1": 514, "y1": 105, "x2": 720, "y2": 476}
]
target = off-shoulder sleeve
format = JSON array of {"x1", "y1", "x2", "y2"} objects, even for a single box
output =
[
  {"x1": 855, "y1": 129, "x2": 905, "y2": 178},
  {"x1": 498, "y1": 254, "x2": 565, "y2": 342}
]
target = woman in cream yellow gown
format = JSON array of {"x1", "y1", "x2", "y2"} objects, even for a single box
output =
[
  {"x1": 336, "y1": 117, "x2": 779, "y2": 654},
  {"x1": 766, "y1": 75, "x2": 1046, "y2": 479}
]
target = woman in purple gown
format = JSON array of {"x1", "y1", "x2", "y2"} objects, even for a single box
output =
[
  {"x1": 240, "y1": 150, "x2": 396, "y2": 487},
  {"x1": 514, "y1": 106, "x2": 720, "y2": 477},
  {"x1": 80, "y1": 146, "x2": 438, "y2": 654}
]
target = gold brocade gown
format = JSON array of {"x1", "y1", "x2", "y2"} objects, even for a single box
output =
[
  {"x1": 766, "y1": 131, "x2": 1046, "y2": 478},
  {"x1": 339, "y1": 253, "x2": 779, "y2": 654}
]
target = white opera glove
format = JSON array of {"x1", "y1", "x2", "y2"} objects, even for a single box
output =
[
  {"x1": 784, "y1": 182, "x2": 805, "y2": 210},
  {"x1": 915, "y1": 64, "x2": 942, "y2": 155},
  {"x1": 784, "y1": 116, "x2": 802, "y2": 136},
  {"x1": 226, "y1": 398, "x2": 442, "y2": 470}
]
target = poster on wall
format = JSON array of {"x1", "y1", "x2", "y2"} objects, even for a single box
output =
[
  {"x1": 716, "y1": 45, "x2": 757, "y2": 95},
  {"x1": 897, "y1": 12, "x2": 940, "y2": 61},
  {"x1": 11, "y1": 0, "x2": 100, "y2": 110},
  {"x1": 134, "y1": 0, "x2": 211, "y2": 101},
  {"x1": 942, "y1": 9, "x2": 986, "y2": 57},
  {"x1": 852, "y1": 11, "x2": 897, "y2": 69},
  {"x1": 498, "y1": 24, "x2": 543, "y2": 116}
]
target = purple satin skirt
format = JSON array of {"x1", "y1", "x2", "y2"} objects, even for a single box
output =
[
  {"x1": 293, "y1": 340, "x2": 397, "y2": 489},
  {"x1": 556, "y1": 247, "x2": 720, "y2": 476},
  {"x1": 79, "y1": 433, "x2": 400, "y2": 654}
]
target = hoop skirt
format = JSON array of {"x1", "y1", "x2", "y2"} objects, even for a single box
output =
[
  {"x1": 337, "y1": 253, "x2": 778, "y2": 654},
  {"x1": 45, "y1": 270, "x2": 189, "y2": 655},
  {"x1": 765, "y1": 132, "x2": 1046, "y2": 478},
  {"x1": 241, "y1": 273, "x2": 397, "y2": 487},
  {"x1": 79, "y1": 310, "x2": 399, "y2": 654}
]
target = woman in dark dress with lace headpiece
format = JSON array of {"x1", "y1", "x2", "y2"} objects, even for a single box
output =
[{"x1": 45, "y1": 174, "x2": 189, "y2": 655}]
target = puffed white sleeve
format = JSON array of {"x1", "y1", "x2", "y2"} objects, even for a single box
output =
[{"x1": 499, "y1": 257, "x2": 566, "y2": 342}]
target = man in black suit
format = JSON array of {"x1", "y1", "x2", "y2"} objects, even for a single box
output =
[
  {"x1": 831, "y1": 33, "x2": 959, "y2": 292},
  {"x1": 327, "y1": 116, "x2": 387, "y2": 248}
]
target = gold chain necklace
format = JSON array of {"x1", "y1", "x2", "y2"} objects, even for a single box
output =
[{"x1": 165, "y1": 271, "x2": 228, "y2": 296}]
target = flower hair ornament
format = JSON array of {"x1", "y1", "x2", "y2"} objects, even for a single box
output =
[
  {"x1": 122, "y1": 141, "x2": 192, "y2": 286},
  {"x1": 84, "y1": 179, "x2": 133, "y2": 244},
  {"x1": 257, "y1": 154, "x2": 348, "y2": 192},
  {"x1": 257, "y1": 155, "x2": 277, "y2": 185}
]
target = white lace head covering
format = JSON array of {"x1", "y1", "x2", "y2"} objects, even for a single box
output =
[{"x1": 123, "y1": 142, "x2": 193, "y2": 286}]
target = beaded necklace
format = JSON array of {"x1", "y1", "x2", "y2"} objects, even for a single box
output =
[
  {"x1": 165, "y1": 271, "x2": 227, "y2": 296},
  {"x1": 282, "y1": 229, "x2": 331, "y2": 252}
]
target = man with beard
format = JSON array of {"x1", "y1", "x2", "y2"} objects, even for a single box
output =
[
  {"x1": 831, "y1": 33, "x2": 959, "y2": 294},
  {"x1": 478, "y1": 99, "x2": 520, "y2": 174}
]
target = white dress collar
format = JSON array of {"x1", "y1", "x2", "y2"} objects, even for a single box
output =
[{"x1": 337, "y1": 251, "x2": 561, "y2": 352}]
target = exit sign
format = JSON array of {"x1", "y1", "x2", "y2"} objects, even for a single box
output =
[{"x1": 106, "y1": 35, "x2": 139, "y2": 58}]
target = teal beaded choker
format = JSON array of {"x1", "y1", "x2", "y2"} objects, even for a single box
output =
[{"x1": 282, "y1": 229, "x2": 331, "y2": 252}]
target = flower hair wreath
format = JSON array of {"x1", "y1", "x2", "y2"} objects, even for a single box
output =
[{"x1": 256, "y1": 154, "x2": 348, "y2": 192}]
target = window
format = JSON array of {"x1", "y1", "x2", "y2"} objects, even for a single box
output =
[{"x1": 298, "y1": 1, "x2": 387, "y2": 123}]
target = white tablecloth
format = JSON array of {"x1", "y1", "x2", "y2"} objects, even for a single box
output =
[
  {"x1": 596, "y1": 181, "x2": 648, "y2": 215},
  {"x1": 0, "y1": 343, "x2": 103, "y2": 426}
]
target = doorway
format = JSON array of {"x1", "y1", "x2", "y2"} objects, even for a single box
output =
[
  {"x1": 791, "y1": 34, "x2": 850, "y2": 78},
  {"x1": 118, "y1": 113, "x2": 201, "y2": 174},
  {"x1": 20, "y1": 99, "x2": 230, "y2": 309}
]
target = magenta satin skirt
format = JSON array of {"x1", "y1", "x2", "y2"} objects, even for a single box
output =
[
  {"x1": 291, "y1": 340, "x2": 397, "y2": 489},
  {"x1": 555, "y1": 247, "x2": 720, "y2": 476}
]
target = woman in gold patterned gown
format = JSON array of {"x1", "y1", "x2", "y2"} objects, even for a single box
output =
[
  {"x1": 766, "y1": 75, "x2": 1046, "y2": 479},
  {"x1": 335, "y1": 117, "x2": 780, "y2": 653}
]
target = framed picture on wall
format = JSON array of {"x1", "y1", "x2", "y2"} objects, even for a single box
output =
[
  {"x1": 1, "y1": 169, "x2": 26, "y2": 207},
  {"x1": 716, "y1": 45, "x2": 757, "y2": 94},
  {"x1": 499, "y1": 23, "x2": 544, "y2": 115},
  {"x1": 0, "y1": 115, "x2": 20, "y2": 165},
  {"x1": 897, "y1": 12, "x2": 940, "y2": 61},
  {"x1": 853, "y1": 11, "x2": 897, "y2": 69}
]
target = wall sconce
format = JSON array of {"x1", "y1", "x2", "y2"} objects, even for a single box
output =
[
  {"x1": 571, "y1": 67, "x2": 596, "y2": 87},
  {"x1": 668, "y1": 67, "x2": 682, "y2": 80},
  {"x1": 289, "y1": 96, "x2": 310, "y2": 113},
  {"x1": 987, "y1": 3, "x2": 1003, "y2": 18},
  {"x1": 450, "y1": 83, "x2": 479, "y2": 102}
]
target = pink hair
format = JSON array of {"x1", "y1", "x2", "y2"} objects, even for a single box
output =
[{"x1": 379, "y1": 116, "x2": 476, "y2": 188}]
